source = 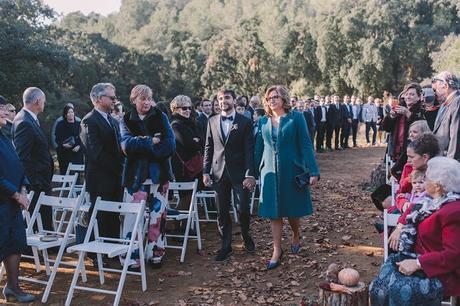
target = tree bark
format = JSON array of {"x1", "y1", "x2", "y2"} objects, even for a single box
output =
[{"x1": 319, "y1": 282, "x2": 368, "y2": 306}]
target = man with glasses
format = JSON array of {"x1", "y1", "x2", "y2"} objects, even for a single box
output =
[
  {"x1": 203, "y1": 89, "x2": 256, "y2": 262},
  {"x1": 431, "y1": 71, "x2": 460, "y2": 161},
  {"x1": 79, "y1": 83, "x2": 123, "y2": 267},
  {"x1": 0, "y1": 96, "x2": 15, "y2": 141}
]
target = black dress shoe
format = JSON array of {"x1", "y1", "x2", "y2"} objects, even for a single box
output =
[
  {"x1": 215, "y1": 248, "x2": 232, "y2": 262},
  {"x1": 243, "y1": 236, "x2": 255, "y2": 253}
]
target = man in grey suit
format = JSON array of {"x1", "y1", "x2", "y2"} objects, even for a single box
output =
[
  {"x1": 12, "y1": 87, "x2": 54, "y2": 230},
  {"x1": 431, "y1": 71, "x2": 460, "y2": 161}
]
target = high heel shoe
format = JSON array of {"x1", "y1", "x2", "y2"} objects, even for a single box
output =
[
  {"x1": 290, "y1": 244, "x2": 301, "y2": 254},
  {"x1": 266, "y1": 250, "x2": 284, "y2": 270},
  {"x1": 2, "y1": 286, "x2": 36, "y2": 303}
]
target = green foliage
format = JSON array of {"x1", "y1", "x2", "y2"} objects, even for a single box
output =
[{"x1": 431, "y1": 34, "x2": 460, "y2": 76}]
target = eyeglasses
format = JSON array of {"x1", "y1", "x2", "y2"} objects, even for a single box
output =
[
  {"x1": 431, "y1": 77, "x2": 446, "y2": 84},
  {"x1": 102, "y1": 95, "x2": 118, "y2": 101},
  {"x1": 180, "y1": 106, "x2": 192, "y2": 111},
  {"x1": 268, "y1": 95, "x2": 281, "y2": 101}
]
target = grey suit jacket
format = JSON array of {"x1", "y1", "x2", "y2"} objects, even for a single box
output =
[{"x1": 433, "y1": 91, "x2": 460, "y2": 161}]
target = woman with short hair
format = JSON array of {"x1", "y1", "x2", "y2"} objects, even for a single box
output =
[
  {"x1": 371, "y1": 156, "x2": 460, "y2": 305},
  {"x1": 255, "y1": 85, "x2": 320, "y2": 269}
]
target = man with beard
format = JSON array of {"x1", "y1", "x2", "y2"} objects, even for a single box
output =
[{"x1": 203, "y1": 89, "x2": 256, "y2": 262}]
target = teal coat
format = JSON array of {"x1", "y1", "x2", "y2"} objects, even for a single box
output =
[{"x1": 255, "y1": 111, "x2": 320, "y2": 219}]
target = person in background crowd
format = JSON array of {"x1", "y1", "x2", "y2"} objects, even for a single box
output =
[
  {"x1": 55, "y1": 104, "x2": 84, "y2": 174},
  {"x1": 315, "y1": 97, "x2": 328, "y2": 152},
  {"x1": 421, "y1": 87, "x2": 438, "y2": 131},
  {"x1": 383, "y1": 83, "x2": 425, "y2": 179},
  {"x1": 155, "y1": 101, "x2": 171, "y2": 118},
  {"x1": 253, "y1": 108, "x2": 265, "y2": 137},
  {"x1": 236, "y1": 95, "x2": 252, "y2": 119},
  {"x1": 362, "y1": 95, "x2": 379, "y2": 146},
  {"x1": 12, "y1": 87, "x2": 54, "y2": 231},
  {"x1": 350, "y1": 95, "x2": 361, "y2": 147},
  {"x1": 120, "y1": 84, "x2": 175, "y2": 268},
  {"x1": 50, "y1": 103, "x2": 81, "y2": 151},
  {"x1": 194, "y1": 100, "x2": 202, "y2": 115},
  {"x1": 255, "y1": 85, "x2": 319, "y2": 270},
  {"x1": 170, "y1": 95, "x2": 204, "y2": 207},
  {"x1": 111, "y1": 101, "x2": 124, "y2": 123},
  {"x1": 0, "y1": 96, "x2": 15, "y2": 141},
  {"x1": 327, "y1": 95, "x2": 343, "y2": 151},
  {"x1": 235, "y1": 100, "x2": 247, "y2": 116},
  {"x1": 431, "y1": 71, "x2": 460, "y2": 161},
  {"x1": 249, "y1": 95, "x2": 261, "y2": 115},
  {"x1": 375, "y1": 98, "x2": 385, "y2": 145},
  {"x1": 203, "y1": 89, "x2": 256, "y2": 262},
  {"x1": 290, "y1": 96, "x2": 298, "y2": 109},
  {"x1": 0, "y1": 98, "x2": 36, "y2": 303},
  {"x1": 298, "y1": 99, "x2": 315, "y2": 143},
  {"x1": 305, "y1": 99, "x2": 316, "y2": 146},
  {"x1": 340, "y1": 95, "x2": 352, "y2": 149},
  {"x1": 197, "y1": 99, "x2": 213, "y2": 134},
  {"x1": 80, "y1": 83, "x2": 123, "y2": 267},
  {"x1": 371, "y1": 156, "x2": 460, "y2": 306},
  {"x1": 212, "y1": 97, "x2": 221, "y2": 114}
]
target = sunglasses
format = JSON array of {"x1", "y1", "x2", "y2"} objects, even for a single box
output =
[
  {"x1": 102, "y1": 95, "x2": 118, "y2": 101},
  {"x1": 180, "y1": 106, "x2": 192, "y2": 111}
]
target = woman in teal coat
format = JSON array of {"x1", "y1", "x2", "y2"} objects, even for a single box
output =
[{"x1": 255, "y1": 85, "x2": 320, "y2": 270}]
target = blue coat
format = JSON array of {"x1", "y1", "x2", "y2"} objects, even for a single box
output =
[{"x1": 255, "y1": 111, "x2": 319, "y2": 219}]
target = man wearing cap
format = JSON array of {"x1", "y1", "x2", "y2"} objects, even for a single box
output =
[{"x1": 431, "y1": 71, "x2": 460, "y2": 161}]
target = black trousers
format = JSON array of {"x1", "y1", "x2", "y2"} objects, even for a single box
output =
[
  {"x1": 340, "y1": 121, "x2": 351, "y2": 148},
  {"x1": 89, "y1": 189, "x2": 123, "y2": 239},
  {"x1": 352, "y1": 119, "x2": 360, "y2": 146},
  {"x1": 29, "y1": 187, "x2": 53, "y2": 231},
  {"x1": 214, "y1": 171, "x2": 251, "y2": 251},
  {"x1": 326, "y1": 125, "x2": 335, "y2": 149},
  {"x1": 365, "y1": 121, "x2": 377, "y2": 144},
  {"x1": 316, "y1": 122, "x2": 327, "y2": 150}
]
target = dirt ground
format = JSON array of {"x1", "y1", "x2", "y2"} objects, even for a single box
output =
[{"x1": 1, "y1": 145, "x2": 387, "y2": 306}]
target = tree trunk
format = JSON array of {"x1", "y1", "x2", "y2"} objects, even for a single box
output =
[{"x1": 318, "y1": 282, "x2": 368, "y2": 306}]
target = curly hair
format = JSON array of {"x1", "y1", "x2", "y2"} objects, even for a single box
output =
[{"x1": 407, "y1": 133, "x2": 440, "y2": 158}]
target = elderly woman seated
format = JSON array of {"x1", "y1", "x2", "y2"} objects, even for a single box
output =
[{"x1": 370, "y1": 156, "x2": 460, "y2": 306}]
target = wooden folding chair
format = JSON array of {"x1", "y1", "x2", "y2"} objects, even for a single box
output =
[
  {"x1": 21, "y1": 192, "x2": 84, "y2": 303},
  {"x1": 65, "y1": 197, "x2": 147, "y2": 306},
  {"x1": 165, "y1": 179, "x2": 202, "y2": 263}
]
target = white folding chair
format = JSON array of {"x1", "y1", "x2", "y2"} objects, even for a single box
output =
[
  {"x1": 51, "y1": 173, "x2": 79, "y2": 231},
  {"x1": 165, "y1": 179, "x2": 202, "y2": 263},
  {"x1": 65, "y1": 197, "x2": 146, "y2": 306},
  {"x1": 65, "y1": 163, "x2": 85, "y2": 194},
  {"x1": 442, "y1": 297, "x2": 458, "y2": 306},
  {"x1": 21, "y1": 192, "x2": 84, "y2": 303},
  {"x1": 196, "y1": 190, "x2": 218, "y2": 222},
  {"x1": 383, "y1": 177, "x2": 400, "y2": 260},
  {"x1": 249, "y1": 179, "x2": 260, "y2": 215}
]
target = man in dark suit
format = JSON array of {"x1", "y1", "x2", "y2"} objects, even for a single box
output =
[
  {"x1": 325, "y1": 96, "x2": 339, "y2": 151},
  {"x1": 314, "y1": 98, "x2": 327, "y2": 152},
  {"x1": 203, "y1": 89, "x2": 256, "y2": 262},
  {"x1": 12, "y1": 87, "x2": 54, "y2": 230},
  {"x1": 80, "y1": 83, "x2": 123, "y2": 242},
  {"x1": 340, "y1": 95, "x2": 352, "y2": 149},
  {"x1": 197, "y1": 99, "x2": 213, "y2": 135}
]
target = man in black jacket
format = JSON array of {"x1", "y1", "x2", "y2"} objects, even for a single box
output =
[
  {"x1": 314, "y1": 98, "x2": 327, "y2": 152},
  {"x1": 203, "y1": 89, "x2": 256, "y2": 262},
  {"x1": 13, "y1": 87, "x2": 54, "y2": 230},
  {"x1": 80, "y1": 83, "x2": 123, "y2": 240},
  {"x1": 340, "y1": 95, "x2": 352, "y2": 149}
]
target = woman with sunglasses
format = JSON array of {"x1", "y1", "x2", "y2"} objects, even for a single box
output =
[{"x1": 170, "y1": 95, "x2": 204, "y2": 209}]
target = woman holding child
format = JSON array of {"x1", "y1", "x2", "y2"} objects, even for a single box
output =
[{"x1": 370, "y1": 156, "x2": 460, "y2": 305}]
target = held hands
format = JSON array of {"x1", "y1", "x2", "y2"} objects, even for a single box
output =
[
  {"x1": 63, "y1": 143, "x2": 73, "y2": 149},
  {"x1": 12, "y1": 192, "x2": 29, "y2": 210},
  {"x1": 72, "y1": 145, "x2": 80, "y2": 152},
  {"x1": 203, "y1": 174, "x2": 213, "y2": 187},
  {"x1": 395, "y1": 106, "x2": 411, "y2": 118},
  {"x1": 152, "y1": 136, "x2": 161, "y2": 144},
  {"x1": 396, "y1": 259, "x2": 421, "y2": 276},
  {"x1": 309, "y1": 176, "x2": 319, "y2": 186},
  {"x1": 243, "y1": 177, "x2": 256, "y2": 192}
]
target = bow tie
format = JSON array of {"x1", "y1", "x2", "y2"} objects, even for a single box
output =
[{"x1": 221, "y1": 115, "x2": 233, "y2": 121}]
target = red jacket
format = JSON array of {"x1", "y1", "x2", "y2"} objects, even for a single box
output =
[{"x1": 417, "y1": 200, "x2": 460, "y2": 296}]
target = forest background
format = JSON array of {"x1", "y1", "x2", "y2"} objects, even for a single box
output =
[{"x1": 2, "y1": 0, "x2": 460, "y2": 128}]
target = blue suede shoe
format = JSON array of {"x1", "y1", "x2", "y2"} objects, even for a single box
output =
[
  {"x1": 291, "y1": 244, "x2": 301, "y2": 254},
  {"x1": 266, "y1": 250, "x2": 283, "y2": 270}
]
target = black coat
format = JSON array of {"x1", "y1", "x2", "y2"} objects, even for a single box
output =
[
  {"x1": 80, "y1": 109, "x2": 123, "y2": 193},
  {"x1": 326, "y1": 104, "x2": 342, "y2": 127},
  {"x1": 203, "y1": 112, "x2": 255, "y2": 184},
  {"x1": 12, "y1": 109, "x2": 53, "y2": 190},
  {"x1": 55, "y1": 119, "x2": 84, "y2": 167},
  {"x1": 170, "y1": 114, "x2": 204, "y2": 180}
]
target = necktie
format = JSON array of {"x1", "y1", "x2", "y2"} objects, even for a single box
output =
[
  {"x1": 35, "y1": 119, "x2": 40, "y2": 127},
  {"x1": 221, "y1": 115, "x2": 233, "y2": 121}
]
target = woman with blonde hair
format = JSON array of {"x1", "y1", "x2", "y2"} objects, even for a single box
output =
[{"x1": 255, "y1": 85, "x2": 320, "y2": 269}]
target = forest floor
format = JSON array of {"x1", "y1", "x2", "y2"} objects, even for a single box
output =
[{"x1": 3, "y1": 145, "x2": 387, "y2": 306}]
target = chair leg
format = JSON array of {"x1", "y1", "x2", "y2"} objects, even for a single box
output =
[
  {"x1": 194, "y1": 203, "x2": 202, "y2": 251},
  {"x1": 65, "y1": 251, "x2": 85, "y2": 306},
  {"x1": 113, "y1": 250, "x2": 132, "y2": 306},
  {"x1": 43, "y1": 249, "x2": 51, "y2": 275},
  {"x1": 180, "y1": 214, "x2": 192, "y2": 263},
  {"x1": 32, "y1": 247, "x2": 41, "y2": 272},
  {"x1": 41, "y1": 245, "x2": 66, "y2": 303},
  {"x1": 97, "y1": 253, "x2": 105, "y2": 285},
  {"x1": 137, "y1": 227, "x2": 147, "y2": 292},
  {"x1": 0, "y1": 263, "x2": 5, "y2": 282}
]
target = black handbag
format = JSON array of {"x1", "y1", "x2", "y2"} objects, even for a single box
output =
[{"x1": 295, "y1": 172, "x2": 310, "y2": 189}]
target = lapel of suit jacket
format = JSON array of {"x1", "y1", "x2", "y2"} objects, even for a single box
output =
[
  {"x1": 23, "y1": 110, "x2": 46, "y2": 141},
  {"x1": 434, "y1": 92, "x2": 459, "y2": 132},
  {"x1": 225, "y1": 113, "x2": 241, "y2": 146},
  {"x1": 213, "y1": 114, "x2": 225, "y2": 145}
]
